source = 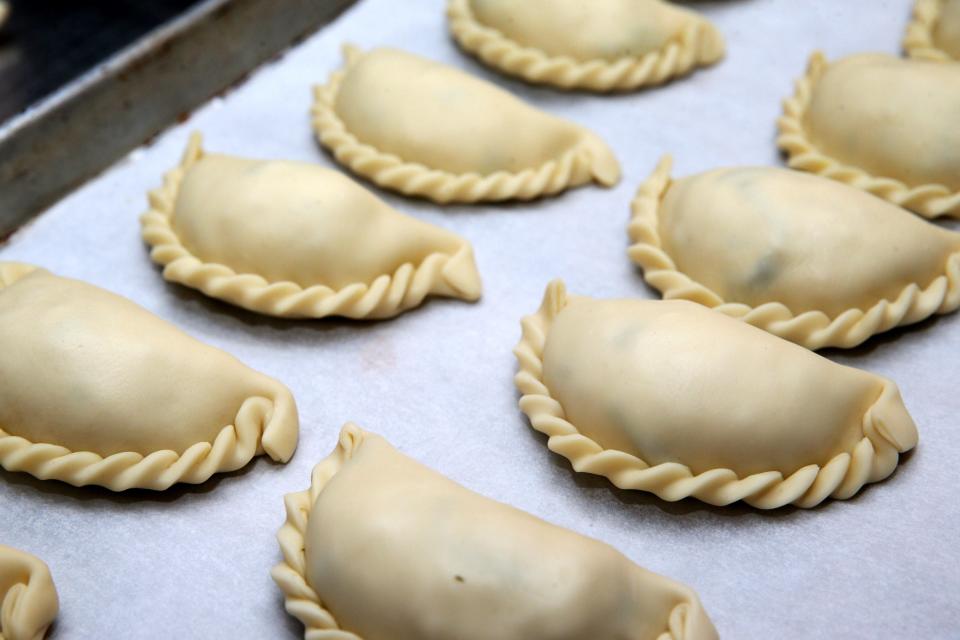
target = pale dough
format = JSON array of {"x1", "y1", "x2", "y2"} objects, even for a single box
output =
[
  {"x1": 312, "y1": 46, "x2": 620, "y2": 203},
  {"x1": 904, "y1": 0, "x2": 960, "y2": 60},
  {"x1": 142, "y1": 134, "x2": 481, "y2": 319},
  {"x1": 778, "y1": 52, "x2": 960, "y2": 218},
  {"x1": 273, "y1": 424, "x2": 717, "y2": 640},
  {"x1": 0, "y1": 263, "x2": 299, "y2": 491},
  {"x1": 628, "y1": 158, "x2": 960, "y2": 349},
  {"x1": 514, "y1": 281, "x2": 918, "y2": 509},
  {"x1": 0, "y1": 545, "x2": 58, "y2": 640},
  {"x1": 447, "y1": 0, "x2": 724, "y2": 91}
]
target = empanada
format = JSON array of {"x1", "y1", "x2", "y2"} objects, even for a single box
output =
[
  {"x1": 312, "y1": 45, "x2": 620, "y2": 203},
  {"x1": 0, "y1": 263, "x2": 298, "y2": 491},
  {"x1": 904, "y1": 0, "x2": 960, "y2": 61},
  {"x1": 141, "y1": 134, "x2": 481, "y2": 319},
  {"x1": 627, "y1": 158, "x2": 960, "y2": 349},
  {"x1": 514, "y1": 281, "x2": 918, "y2": 509},
  {"x1": 778, "y1": 52, "x2": 960, "y2": 218},
  {"x1": 0, "y1": 545, "x2": 58, "y2": 640},
  {"x1": 447, "y1": 0, "x2": 724, "y2": 91},
  {"x1": 272, "y1": 423, "x2": 717, "y2": 640}
]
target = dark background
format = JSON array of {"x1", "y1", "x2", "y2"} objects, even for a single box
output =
[{"x1": 0, "y1": 0, "x2": 202, "y2": 122}]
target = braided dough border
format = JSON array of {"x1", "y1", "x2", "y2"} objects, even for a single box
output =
[
  {"x1": 311, "y1": 45, "x2": 620, "y2": 204},
  {"x1": 513, "y1": 280, "x2": 918, "y2": 509},
  {"x1": 446, "y1": 0, "x2": 724, "y2": 92},
  {"x1": 904, "y1": 0, "x2": 954, "y2": 61},
  {"x1": 776, "y1": 51, "x2": 960, "y2": 219},
  {"x1": 141, "y1": 133, "x2": 481, "y2": 320},
  {"x1": 626, "y1": 157, "x2": 960, "y2": 350},
  {"x1": 0, "y1": 545, "x2": 58, "y2": 640},
  {"x1": 271, "y1": 423, "x2": 706, "y2": 639},
  {"x1": 0, "y1": 263, "x2": 299, "y2": 491}
]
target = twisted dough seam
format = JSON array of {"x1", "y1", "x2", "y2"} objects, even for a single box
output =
[
  {"x1": 903, "y1": 0, "x2": 953, "y2": 60},
  {"x1": 0, "y1": 545, "x2": 58, "y2": 640},
  {"x1": 310, "y1": 45, "x2": 618, "y2": 204},
  {"x1": 626, "y1": 157, "x2": 960, "y2": 350},
  {"x1": 513, "y1": 280, "x2": 915, "y2": 509},
  {"x1": 446, "y1": 0, "x2": 724, "y2": 92},
  {"x1": 140, "y1": 133, "x2": 480, "y2": 320},
  {"x1": 776, "y1": 51, "x2": 960, "y2": 219},
  {"x1": 271, "y1": 423, "x2": 365, "y2": 640},
  {"x1": 0, "y1": 262, "x2": 298, "y2": 491}
]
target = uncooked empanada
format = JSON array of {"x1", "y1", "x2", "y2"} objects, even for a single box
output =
[
  {"x1": 0, "y1": 545, "x2": 58, "y2": 640},
  {"x1": 0, "y1": 263, "x2": 299, "y2": 491},
  {"x1": 312, "y1": 45, "x2": 620, "y2": 203},
  {"x1": 904, "y1": 0, "x2": 960, "y2": 61},
  {"x1": 273, "y1": 423, "x2": 717, "y2": 640},
  {"x1": 447, "y1": 0, "x2": 724, "y2": 91},
  {"x1": 514, "y1": 281, "x2": 918, "y2": 509},
  {"x1": 778, "y1": 52, "x2": 960, "y2": 218},
  {"x1": 141, "y1": 134, "x2": 481, "y2": 319},
  {"x1": 627, "y1": 158, "x2": 960, "y2": 349}
]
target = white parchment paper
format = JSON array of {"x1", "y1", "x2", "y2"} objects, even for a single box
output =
[{"x1": 2, "y1": 1, "x2": 957, "y2": 638}]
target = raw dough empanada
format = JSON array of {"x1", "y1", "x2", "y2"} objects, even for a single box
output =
[
  {"x1": 627, "y1": 158, "x2": 960, "y2": 349},
  {"x1": 0, "y1": 545, "x2": 58, "y2": 640},
  {"x1": 0, "y1": 263, "x2": 299, "y2": 491},
  {"x1": 514, "y1": 281, "x2": 918, "y2": 509},
  {"x1": 778, "y1": 52, "x2": 960, "y2": 218},
  {"x1": 312, "y1": 45, "x2": 620, "y2": 203},
  {"x1": 273, "y1": 423, "x2": 717, "y2": 640},
  {"x1": 141, "y1": 134, "x2": 481, "y2": 319},
  {"x1": 447, "y1": 0, "x2": 724, "y2": 91},
  {"x1": 904, "y1": 0, "x2": 960, "y2": 61}
]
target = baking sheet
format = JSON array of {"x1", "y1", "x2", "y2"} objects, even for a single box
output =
[{"x1": 2, "y1": 0, "x2": 958, "y2": 638}]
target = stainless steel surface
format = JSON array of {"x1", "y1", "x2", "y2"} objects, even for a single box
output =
[
  {"x1": 2, "y1": 1, "x2": 958, "y2": 638},
  {"x1": 0, "y1": 0, "x2": 355, "y2": 240}
]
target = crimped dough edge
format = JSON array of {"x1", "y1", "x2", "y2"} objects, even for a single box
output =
[
  {"x1": 626, "y1": 156, "x2": 960, "y2": 350},
  {"x1": 271, "y1": 422, "x2": 707, "y2": 640},
  {"x1": 0, "y1": 545, "x2": 58, "y2": 640},
  {"x1": 140, "y1": 133, "x2": 482, "y2": 320},
  {"x1": 446, "y1": 0, "x2": 724, "y2": 92},
  {"x1": 513, "y1": 280, "x2": 919, "y2": 509},
  {"x1": 903, "y1": 0, "x2": 953, "y2": 61},
  {"x1": 776, "y1": 51, "x2": 960, "y2": 219},
  {"x1": 0, "y1": 262, "x2": 299, "y2": 492},
  {"x1": 310, "y1": 45, "x2": 621, "y2": 204}
]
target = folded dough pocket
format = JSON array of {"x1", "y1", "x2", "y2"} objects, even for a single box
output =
[
  {"x1": 514, "y1": 281, "x2": 919, "y2": 509},
  {"x1": 272, "y1": 423, "x2": 717, "y2": 640},
  {"x1": 0, "y1": 545, "x2": 59, "y2": 640},
  {"x1": 0, "y1": 263, "x2": 299, "y2": 491},
  {"x1": 141, "y1": 134, "x2": 481, "y2": 320},
  {"x1": 904, "y1": 0, "x2": 960, "y2": 61},
  {"x1": 777, "y1": 52, "x2": 960, "y2": 218},
  {"x1": 627, "y1": 158, "x2": 960, "y2": 349},
  {"x1": 447, "y1": 0, "x2": 724, "y2": 91},
  {"x1": 312, "y1": 45, "x2": 620, "y2": 203}
]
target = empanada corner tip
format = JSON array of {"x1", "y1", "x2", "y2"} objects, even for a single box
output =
[
  {"x1": 341, "y1": 42, "x2": 363, "y2": 63},
  {"x1": 581, "y1": 133, "x2": 621, "y2": 187},
  {"x1": 868, "y1": 382, "x2": 920, "y2": 453},
  {"x1": 441, "y1": 243, "x2": 483, "y2": 301},
  {"x1": 541, "y1": 279, "x2": 568, "y2": 316},
  {"x1": 260, "y1": 388, "x2": 301, "y2": 463}
]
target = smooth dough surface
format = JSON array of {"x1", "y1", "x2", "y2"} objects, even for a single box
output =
[
  {"x1": 468, "y1": 0, "x2": 704, "y2": 60},
  {"x1": 803, "y1": 53, "x2": 960, "y2": 191},
  {"x1": 174, "y1": 152, "x2": 475, "y2": 291},
  {"x1": 936, "y1": 0, "x2": 960, "y2": 57},
  {"x1": 0, "y1": 266, "x2": 297, "y2": 462},
  {"x1": 288, "y1": 425, "x2": 717, "y2": 640},
  {"x1": 543, "y1": 297, "x2": 896, "y2": 476},
  {"x1": 0, "y1": 545, "x2": 58, "y2": 640},
  {"x1": 657, "y1": 166, "x2": 960, "y2": 316},
  {"x1": 332, "y1": 47, "x2": 618, "y2": 180}
]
